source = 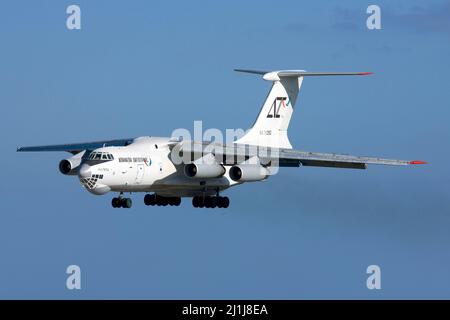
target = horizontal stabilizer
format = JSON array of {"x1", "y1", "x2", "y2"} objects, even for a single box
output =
[{"x1": 234, "y1": 69, "x2": 372, "y2": 81}]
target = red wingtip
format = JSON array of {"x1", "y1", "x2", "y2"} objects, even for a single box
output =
[
  {"x1": 409, "y1": 160, "x2": 427, "y2": 165},
  {"x1": 359, "y1": 72, "x2": 373, "y2": 76}
]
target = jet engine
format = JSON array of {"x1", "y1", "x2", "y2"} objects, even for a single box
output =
[
  {"x1": 59, "y1": 151, "x2": 85, "y2": 175},
  {"x1": 184, "y1": 153, "x2": 225, "y2": 178},
  {"x1": 184, "y1": 163, "x2": 225, "y2": 179},
  {"x1": 229, "y1": 164, "x2": 269, "y2": 182}
]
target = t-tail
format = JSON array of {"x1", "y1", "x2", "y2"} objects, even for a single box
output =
[{"x1": 233, "y1": 69, "x2": 373, "y2": 149}]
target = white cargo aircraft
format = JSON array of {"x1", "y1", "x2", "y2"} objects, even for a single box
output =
[{"x1": 17, "y1": 69, "x2": 426, "y2": 209}]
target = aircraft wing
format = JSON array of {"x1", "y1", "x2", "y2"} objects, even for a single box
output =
[
  {"x1": 276, "y1": 149, "x2": 426, "y2": 169},
  {"x1": 175, "y1": 141, "x2": 426, "y2": 169},
  {"x1": 17, "y1": 138, "x2": 134, "y2": 154}
]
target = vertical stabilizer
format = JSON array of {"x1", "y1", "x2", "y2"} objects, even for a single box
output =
[{"x1": 234, "y1": 69, "x2": 372, "y2": 149}]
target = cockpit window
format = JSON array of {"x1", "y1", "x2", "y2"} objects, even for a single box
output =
[{"x1": 88, "y1": 152, "x2": 114, "y2": 162}]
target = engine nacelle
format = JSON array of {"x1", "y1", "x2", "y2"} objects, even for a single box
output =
[
  {"x1": 229, "y1": 164, "x2": 269, "y2": 182},
  {"x1": 184, "y1": 163, "x2": 225, "y2": 179},
  {"x1": 59, "y1": 151, "x2": 85, "y2": 175}
]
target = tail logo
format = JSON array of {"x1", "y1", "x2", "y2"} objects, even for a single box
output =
[{"x1": 267, "y1": 97, "x2": 290, "y2": 118}]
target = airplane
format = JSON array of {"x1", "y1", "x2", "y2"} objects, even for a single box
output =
[{"x1": 17, "y1": 69, "x2": 426, "y2": 209}]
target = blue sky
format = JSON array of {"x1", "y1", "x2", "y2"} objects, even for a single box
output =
[{"x1": 0, "y1": 0, "x2": 449, "y2": 298}]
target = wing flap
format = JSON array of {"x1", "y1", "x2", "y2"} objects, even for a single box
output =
[
  {"x1": 299, "y1": 160, "x2": 367, "y2": 169},
  {"x1": 279, "y1": 149, "x2": 413, "y2": 167}
]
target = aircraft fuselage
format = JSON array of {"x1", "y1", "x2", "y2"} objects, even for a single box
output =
[{"x1": 77, "y1": 136, "x2": 235, "y2": 197}]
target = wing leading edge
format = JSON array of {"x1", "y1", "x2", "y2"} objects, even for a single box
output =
[{"x1": 17, "y1": 138, "x2": 134, "y2": 154}]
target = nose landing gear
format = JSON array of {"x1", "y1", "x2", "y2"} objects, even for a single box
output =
[{"x1": 112, "y1": 193, "x2": 132, "y2": 208}]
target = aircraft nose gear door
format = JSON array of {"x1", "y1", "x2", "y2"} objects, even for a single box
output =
[{"x1": 136, "y1": 164, "x2": 144, "y2": 184}]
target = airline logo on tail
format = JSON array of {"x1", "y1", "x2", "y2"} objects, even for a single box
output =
[{"x1": 267, "y1": 97, "x2": 290, "y2": 118}]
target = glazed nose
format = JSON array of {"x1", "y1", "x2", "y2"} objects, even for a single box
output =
[{"x1": 78, "y1": 164, "x2": 91, "y2": 178}]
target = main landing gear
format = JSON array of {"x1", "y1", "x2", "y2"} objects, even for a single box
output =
[
  {"x1": 192, "y1": 196, "x2": 229, "y2": 208},
  {"x1": 144, "y1": 194, "x2": 181, "y2": 206},
  {"x1": 111, "y1": 193, "x2": 229, "y2": 209},
  {"x1": 112, "y1": 194, "x2": 132, "y2": 208}
]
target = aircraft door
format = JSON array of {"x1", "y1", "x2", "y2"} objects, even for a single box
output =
[{"x1": 136, "y1": 164, "x2": 145, "y2": 184}]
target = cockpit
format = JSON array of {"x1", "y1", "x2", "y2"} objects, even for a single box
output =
[{"x1": 86, "y1": 151, "x2": 114, "y2": 161}]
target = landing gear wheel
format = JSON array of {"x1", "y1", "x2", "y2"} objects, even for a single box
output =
[
  {"x1": 173, "y1": 197, "x2": 181, "y2": 206},
  {"x1": 208, "y1": 197, "x2": 217, "y2": 208},
  {"x1": 217, "y1": 196, "x2": 229, "y2": 208},
  {"x1": 192, "y1": 196, "x2": 199, "y2": 208},
  {"x1": 154, "y1": 195, "x2": 162, "y2": 206},
  {"x1": 112, "y1": 197, "x2": 120, "y2": 208},
  {"x1": 168, "y1": 197, "x2": 181, "y2": 206},
  {"x1": 144, "y1": 194, "x2": 156, "y2": 206},
  {"x1": 222, "y1": 196, "x2": 230, "y2": 208},
  {"x1": 217, "y1": 197, "x2": 223, "y2": 208},
  {"x1": 204, "y1": 197, "x2": 211, "y2": 208},
  {"x1": 198, "y1": 197, "x2": 205, "y2": 208},
  {"x1": 121, "y1": 198, "x2": 132, "y2": 208}
]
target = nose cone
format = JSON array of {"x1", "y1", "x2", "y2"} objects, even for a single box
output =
[{"x1": 78, "y1": 164, "x2": 91, "y2": 178}]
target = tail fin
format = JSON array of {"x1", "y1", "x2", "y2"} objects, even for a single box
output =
[{"x1": 234, "y1": 69, "x2": 372, "y2": 149}]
